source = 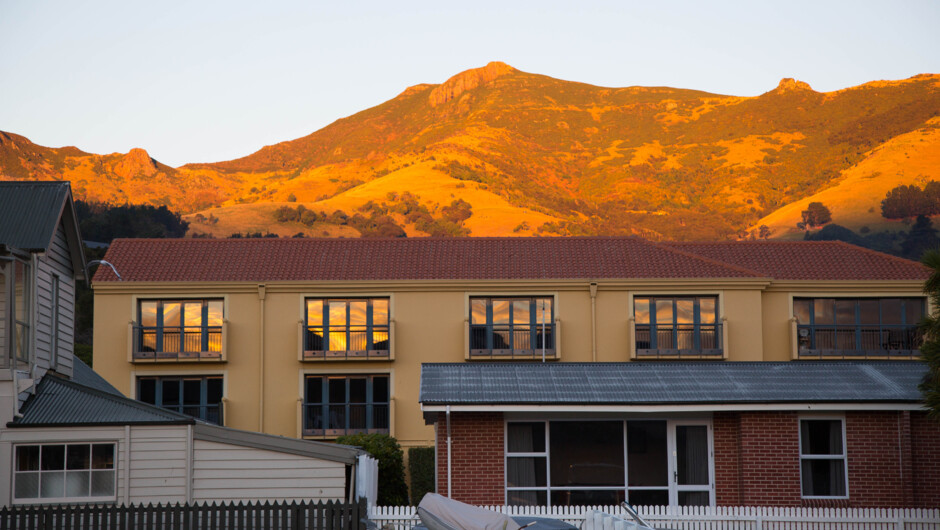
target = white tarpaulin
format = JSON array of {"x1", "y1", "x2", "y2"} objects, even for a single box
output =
[
  {"x1": 356, "y1": 454, "x2": 378, "y2": 506},
  {"x1": 418, "y1": 493, "x2": 522, "y2": 530}
]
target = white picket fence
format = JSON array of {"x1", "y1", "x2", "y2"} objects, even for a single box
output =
[{"x1": 369, "y1": 505, "x2": 940, "y2": 530}]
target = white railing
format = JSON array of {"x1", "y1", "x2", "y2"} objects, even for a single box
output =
[{"x1": 369, "y1": 505, "x2": 940, "y2": 530}]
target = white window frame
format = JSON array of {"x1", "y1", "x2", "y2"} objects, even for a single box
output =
[
  {"x1": 504, "y1": 418, "x2": 715, "y2": 507},
  {"x1": 12, "y1": 442, "x2": 118, "y2": 505},
  {"x1": 798, "y1": 415, "x2": 849, "y2": 500}
]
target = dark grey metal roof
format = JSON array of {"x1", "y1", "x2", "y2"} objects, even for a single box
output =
[
  {"x1": 11, "y1": 374, "x2": 194, "y2": 427},
  {"x1": 193, "y1": 424, "x2": 366, "y2": 465},
  {"x1": 71, "y1": 355, "x2": 124, "y2": 396},
  {"x1": 419, "y1": 362, "x2": 928, "y2": 405},
  {"x1": 0, "y1": 181, "x2": 71, "y2": 251}
]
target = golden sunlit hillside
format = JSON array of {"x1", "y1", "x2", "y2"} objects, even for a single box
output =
[{"x1": 2, "y1": 63, "x2": 939, "y2": 239}]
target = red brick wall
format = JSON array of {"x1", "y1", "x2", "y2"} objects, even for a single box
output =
[
  {"x1": 911, "y1": 411, "x2": 940, "y2": 508},
  {"x1": 738, "y1": 412, "x2": 802, "y2": 506},
  {"x1": 713, "y1": 412, "x2": 742, "y2": 505},
  {"x1": 433, "y1": 410, "x2": 940, "y2": 508},
  {"x1": 844, "y1": 411, "x2": 906, "y2": 507},
  {"x1": 435, "y1": 411, "x2": 504, "y2": 505}
]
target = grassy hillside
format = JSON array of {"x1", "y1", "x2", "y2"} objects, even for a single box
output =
[{"x1": 3, "y1": 63, "x2": 939, "y2": 240}]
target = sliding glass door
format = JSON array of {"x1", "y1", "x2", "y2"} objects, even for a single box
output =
[{"x1": 507, "y1": 419, "x2": 714, "y2": 507}]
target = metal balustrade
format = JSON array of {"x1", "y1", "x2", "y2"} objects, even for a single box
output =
[
  {"x1": 635, "y1": 323, "x2": 723, "y2": 359},
  {"x1": 131, "y1": 325, "x2": 224, "y2": 362},
  {"x1": 796, "y1": 324, "x2": 922, "y2": 358}
]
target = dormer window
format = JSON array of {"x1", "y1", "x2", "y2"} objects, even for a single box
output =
[
  {"x1": 134, "y1": 299, "x2": 224, "y2": 361},
  {"x1": 303, "y1": 298, "x2": 390, "y2": 360},
  {"x1": 793, "y1": 297, "x2": 924, "y2": 358},
  {"x1": 633, "y1": 296, "x2": 722, "y2": 359},
  {"x1": 469, "y1": 297, "x2": 555, "y2": 359}
]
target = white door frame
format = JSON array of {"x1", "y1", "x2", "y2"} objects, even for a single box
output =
[{"x1": 666, "y1": 420, "x2": 716, "y2": 507}]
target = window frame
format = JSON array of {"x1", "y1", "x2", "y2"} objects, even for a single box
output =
[
  {"x1": 798, "y1": 416, "x2": 849, "y2": 500},
  {"x1": 792, "y1": 296, "x2": 925, "y2": 358},
  {"x1": 12, "y1": 258, "x2": 31, "y2": 366},
  {"x1": 303, "y1": 297, "x2": 391, "y2": 360},
  {"x1": 469, "y1": 296, "x2": 556, "y2": 359},
  {"x1": 301, "y1": 373, "x2": 391, "y2": 437},
  {"x1": 632, "y1": 295, "x2": 722, "y2": 358},
  {"x1": 12, "y1": 442, "x2": 117, "y2": 505},
  {"x1": 504, "y1": 417, "x2": 715, "y2": 508},
  {"x1": 136, "y1": 375, "x2": 225, "y2": 425},
  {"x1": 134, "y1": 298, "x2": 224, "y2": 361}
]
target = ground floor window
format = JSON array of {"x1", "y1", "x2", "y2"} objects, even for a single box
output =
[
  {"x1": 506, "y1": 420, "x2": 712, "y2": 507},
  {"x1": 799, "y1": 418, "x2": 847, "y2": 498},
  {"x1": 137, "y1": 375, "x2": 223, "y2": 425},
  {"x1": 303, "y1": 374, "x2": 390, "y2": 436},
  {"x1": 14, "y1": 443, "x2": 116, "y2": 503}
]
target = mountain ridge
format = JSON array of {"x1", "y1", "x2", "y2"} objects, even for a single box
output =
[{"x1": 2, "y1": 64, "x2": 939, "y2": 240}]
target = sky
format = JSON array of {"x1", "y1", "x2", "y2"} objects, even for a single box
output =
[{"x1": 1, "y1": 0, "x2": 939, "y2": 167}]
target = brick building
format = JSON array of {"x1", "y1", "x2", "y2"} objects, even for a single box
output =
[{"x1": 421, "y1": 363, "x2": 939, "y2": 508}]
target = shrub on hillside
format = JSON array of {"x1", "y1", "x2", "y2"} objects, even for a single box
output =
[
  {"x1": 881, "y1": 181, "x2": 940, "y2": 219},
  {"x1": 801, "y1": 202, "x2": 832, "y2": 228}
]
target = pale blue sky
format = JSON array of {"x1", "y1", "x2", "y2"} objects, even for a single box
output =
[{"x1": 1, "y1": 0, "x2": 938, "y2": 167}]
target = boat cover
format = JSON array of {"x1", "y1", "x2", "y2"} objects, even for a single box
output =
[{"x1": 417, "y1": 493, "x2": 522, "y2": 530}]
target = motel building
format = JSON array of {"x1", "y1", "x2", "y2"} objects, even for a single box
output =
[{"x1": 89, "y1": 236, "x2": 940, "y2": 508}]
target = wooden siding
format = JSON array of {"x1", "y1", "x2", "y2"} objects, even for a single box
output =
[
  {"x1": 128, "y1": 425, "x2": 189, "y2": 504},
  {"x1": 33, "y1": 223, "x2": 76, "y2": 379},
  {"x1": 192, "y1": 440, "x2": 346, "y2": 502}
]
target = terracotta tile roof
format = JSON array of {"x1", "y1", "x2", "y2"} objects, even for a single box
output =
[
  {"x1": 93, "y1": 237, "x2": 763, "y2": 283},
  {"x1": 665, "y1": 241, "x2": 929, "y2": 281}
]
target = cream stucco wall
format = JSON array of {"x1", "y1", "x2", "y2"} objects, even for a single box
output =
[{"x1": 92, "y1": 278, "x2": 925, "y2": 450}]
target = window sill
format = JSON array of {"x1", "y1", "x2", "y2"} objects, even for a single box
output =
[
  {"x1": 797, "y1": 349, "x2": 919, "y2": 360},
  {"x1": 13, "y1": 497, "x2": 117, "y2": 506},
  {"x1": 301, "y1": 351, "x2": 392, "y2": 362},
  {"x1": 467, "y1": 350, "x2": 559, "y2": 361},
  {"x1": 131, "y1": 353, "x2": 226, "y2": 363},
  {"x1": 635, "y1": 349, "x2": 725, "y2": 360},
  {"x1": 302, "y1": 430, "x2": 390, "y2": 440}
]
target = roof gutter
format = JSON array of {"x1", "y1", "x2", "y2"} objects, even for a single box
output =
[{"x1": 420, "y1": 402, "x2": 926, "y2": 414}]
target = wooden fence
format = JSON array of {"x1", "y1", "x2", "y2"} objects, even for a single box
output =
[
  {"x1": 370, "y1": 505, "x2": 940, "y2": 530},
  {"x1": 0, "y1": 498, "x2": 367, "y2": 530}
]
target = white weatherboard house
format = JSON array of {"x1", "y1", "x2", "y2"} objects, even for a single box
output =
[{"x1": 0, "y1": 181, "x2": 376, "y2": 507}]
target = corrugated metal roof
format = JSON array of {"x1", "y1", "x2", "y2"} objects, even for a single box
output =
[
  {"x1": 71, "y1": 355, "x2": 124, "y2": 396},
  {"x1": 11, "y1": 374, "x2": 193, "y2": 426},
  {"x1": 0, "y1": 181, "x2": 70, "y2": 251},
  {"x1": 93, "y1": 237, "x2": 763, "y2": 282},
  {"x1": 419, "y1": 362, "x2": 927, "y2": 405}
]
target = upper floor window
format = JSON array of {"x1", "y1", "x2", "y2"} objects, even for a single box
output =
[
  {"x1": 794, "y1": 297, "x2": 924, "y2": 358},
  {"x1": 302, "y1": 374, "x2": 389, "y2": 437},
  {"x1": 14, "y1": 443, "x2": 116, "y2": 503},
  {"x1": 634, "y1": 296, "x2": 721, "y2": 358},
  {"x1": 799, "y1": 419, "x2": 847, "y2": 498},
  {"x1": 1, "y1": 260, "x2": 30, "y2": 368},
  {"x1": 137, "y1": 375, "x2": 223, "y2": 425},
  {"x1": 470, "y1": 297, "x2": 554, "y2": 359},
  {"x1": 304, "y1": 298, "x2": 389, "y2": 360},
  {"x1": 135, "y1": 299, "x2": 223, "y2": 361}
]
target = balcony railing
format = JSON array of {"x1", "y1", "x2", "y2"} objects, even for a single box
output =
[
  {"x1": 466, "y1": 320, "x2": 560, "y2": 360},
  {"x1": 301, "y1": 402, "x2": 390, "y2": 437},
  {"x1": 793, "y1": 323, "x2": 922, "y2": 359},
  {"x1": 299, "y1": 321, "x2": 394, "y2": 361},
  {"x1": 632, "y1": 322, "x2": 725, "y2": 359},
  {"x1": 129, "y1": 323, "x2": 227, "y2": 362}
]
